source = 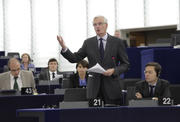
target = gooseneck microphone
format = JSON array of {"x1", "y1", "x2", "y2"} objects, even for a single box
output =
[
  {"x1": 112, "y1": 56, "x2": 119, "y2": 79},
  {"x1": 112, "y1": 56, "x2": 116, "y2": 68},
  {"x1": 47, "y1": 79, "x2": 51, "y2": 94}
]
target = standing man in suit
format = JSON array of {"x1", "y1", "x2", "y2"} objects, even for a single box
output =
[
  {"x1": 0, "y1": 58, "x2": 35, "y2": 90},
  {"x1": 39, "y1": 58, "x2": 62, "y2": 81},
  {"x1": 135, "y1": 62, "x2": 171, "y2": 100},
  {"x1": 57, "y1": 16, "x2": 129, "y2": 105}
]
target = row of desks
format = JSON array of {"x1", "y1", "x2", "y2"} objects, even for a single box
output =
[
  {"x1": 17, "y1": 106, "x2": 180, "y2": 122},
  {"x1": 0, "y1": 94, "x2": 63, "y2": 122},
  {"x1": 1, "y1": 90, "x2": 180, "y2": 122}
]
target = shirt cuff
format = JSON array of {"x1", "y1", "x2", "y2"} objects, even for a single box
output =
[{"x1": 61, "y1": 48, "x2": 68, "y2": 53}]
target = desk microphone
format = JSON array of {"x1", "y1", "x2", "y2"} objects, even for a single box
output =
[
  {"x1": 112, "y1": 56, "x2": 116, "y2": 67},
  {"x1": 111, "y1": 56, "x2": 118, "y2": 78},
  {"x1": 47, "y1": 79, "x2": 51, "y2": 94}
]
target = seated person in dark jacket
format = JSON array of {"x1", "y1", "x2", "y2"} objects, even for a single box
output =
[
  {"x1": 70, "y1": 60, "x2": 89, "y2": 88},
  {"x1": 39, "y1": 58, "x2": 62, "y2": 81},
  {"x1": 135, "y1": 62, "x2": 171, "y2": 100}
]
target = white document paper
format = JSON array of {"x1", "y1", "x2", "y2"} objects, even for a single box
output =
[
  {"x1": 87, "y1": 63, "x2": 106, "y2": 74},
  {"x1": 52, "y1": 74, "x2": 63, "y2": 81}
]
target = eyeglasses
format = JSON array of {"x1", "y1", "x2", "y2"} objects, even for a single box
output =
[
  {"x1": 93, "y1": 22, "x2": 106, "y2": 27},
  {"x1": 144, "y1": 70, "x2": 154, "y2": 74},
  {"x1": 11, "y1": 68, "x2": 20, "y2": 72}
]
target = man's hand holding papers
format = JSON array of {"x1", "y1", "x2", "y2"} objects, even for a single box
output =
[
  {"x1": 87, "y1": 63, "x2": 105, "y2": 74},
  {"x1": 87, "y1": 63, "x2": 114, "y2": 76}
]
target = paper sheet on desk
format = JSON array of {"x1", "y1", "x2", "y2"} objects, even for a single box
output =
[
  {"x1": 51, "y1": 74, "x2": 63, "y2": 81},
  {"x1": 87, "y1": 63, "x2": 106, "y2": 74}
]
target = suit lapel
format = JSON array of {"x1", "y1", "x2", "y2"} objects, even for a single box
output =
[
  {"x1": 75, "y1": 73, "x2": 80, "y2": 87},
  {"x1": 20, "y1": 71, "x2": 25, "y2": 87},
  {"x1": 103, "y1": 35, "x2": 111, "y2": 60},
  {"x1": 154, "y1": 80, "x2": 160, "y2": 96},
  {"x1": 144, "y1": 82, "x2": 150, "y2": 96},
  {"x1": 93, "y1": 37, "x2": 101, "y2": 63},
  {"x1": 47, "y1": 70, "x2": 50, "y2": 81},
  {"x1": 7, "y1": 72, "x2": 11, "y2": 89}
]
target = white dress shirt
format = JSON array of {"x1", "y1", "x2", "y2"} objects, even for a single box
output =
[
  {"x1": 10, "y1": 72, "x2": 23, "y2": 90},
  {"x1": 49, "y1": 71, "x2": 57, "y2": 81},
  {"x1": 97, "y1": 33, "x2": 108, "y2": 50}
]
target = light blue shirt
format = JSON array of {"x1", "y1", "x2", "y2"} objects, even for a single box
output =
[
  {"x1": 20, "y1": 63, "x2": 35, "y2": 72},
  {"x1": 97, "y1": 33, "x2": 108, "y2": 50},
  {"x1": 79, "y1": 78, "x2": 86, "y2": 86}
]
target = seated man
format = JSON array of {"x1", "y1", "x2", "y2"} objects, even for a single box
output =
[
  {"x1": 0, "y1": 58, "x2": 36, "y2": 91},
  {"x1": 39, "y1": 58, "x2": 62, "y2": 81},
  {"x1": 135, "y1": 62, "x2": 171, "y2": 100}
]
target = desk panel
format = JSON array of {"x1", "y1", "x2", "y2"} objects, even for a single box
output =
[
  {"x1": 36, "y1": 85, "x2": 61, "y2": 94},
  {"x1": 0, "y1": 94, "x2": 63, "y2": 122},
  {"x1": 17, "y1": 106, "x2": 180, "y2": 122}
]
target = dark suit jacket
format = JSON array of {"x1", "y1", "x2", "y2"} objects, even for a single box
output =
[
  {"x1": 69, "y1": 73, "x2": 88, "y2": 88},
  {"x1": 122, "y1": 39, "x2": 128, "y2": 48},
  {"x1": 39, "y1": 68, "x2": 62, "y2": 81},
  {"x1": 135, "y1": 79, "x2": 171, "y2": 98},
  {"x1": 61, "y1": 34, "x2": 129, "y2": 100}
]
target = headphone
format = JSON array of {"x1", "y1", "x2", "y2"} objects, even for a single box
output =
[{"x1": 156, "y1": 69, "x2": 161, "y2": 77}]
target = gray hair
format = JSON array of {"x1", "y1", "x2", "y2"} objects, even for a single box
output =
[
  {"x1": 93, "y1": 15, "x2": 108, "y2": 24},
  {"x1": 115, "y1": 29, "x2": 121, "y2": 33},
  {"x1": 8, "y1": 58, "x2": 20, "y2": 68}
]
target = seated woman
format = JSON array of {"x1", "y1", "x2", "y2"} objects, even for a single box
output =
[
  {"x1": 20, "y1": 53, "x2": 35, "y2": 72},
  {"x1": 70, "y1": 60, "x2": 89, "y2": 88}
]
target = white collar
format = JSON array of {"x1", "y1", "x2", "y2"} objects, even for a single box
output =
[
  {"x1": 148, "y1": 82, "x2": 157, "y2": 86},
  {"x1": 10, "y1": 71, "x2": 21, "y2": 79},
  {"x1": 49, "y1": 70, "x2": 57, "y2": 74},
  {"x1": 97, "y1": 33, "x2": 108, "y2": 41}
]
